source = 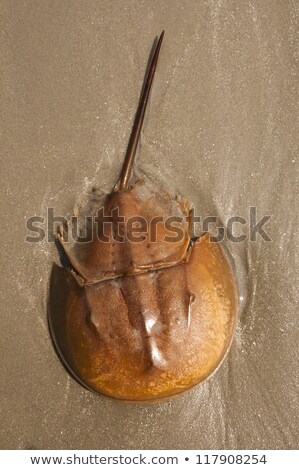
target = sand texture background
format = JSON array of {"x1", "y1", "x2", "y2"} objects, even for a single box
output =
[{"x1": 0, "y1": 0, "x2": 298, "y2": 449}]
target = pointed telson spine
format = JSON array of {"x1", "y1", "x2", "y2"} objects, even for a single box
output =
[{"x1": 117, "y1": 31, "x2": 164, "y2": 190}]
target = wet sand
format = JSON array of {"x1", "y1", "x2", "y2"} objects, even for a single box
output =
[{"x1": 0, "y1": 0, "x2": 298, "y2": 449}]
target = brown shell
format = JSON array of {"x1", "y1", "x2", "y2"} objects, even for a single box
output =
[
  {"x1": 58, "y1": 180, "x2": 190, "y2": 283},
  {"x1": 49, "y1": 184, "x2": 238, "y2": 401},
  {"x1": 49, "y1": 32, "x2": 238, "y2": 402}
]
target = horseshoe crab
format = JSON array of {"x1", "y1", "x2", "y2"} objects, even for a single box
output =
[{"x1": 48, "y1": 32, "x2": 238, "y2": 402}]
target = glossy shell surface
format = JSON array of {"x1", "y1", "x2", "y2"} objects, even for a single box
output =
[
  {"x1": 49, "y1": 32, "x2": 238, "y2": 402},
  {"x1": 49, "y1": 183, "x2": 238, "y2": 402}
]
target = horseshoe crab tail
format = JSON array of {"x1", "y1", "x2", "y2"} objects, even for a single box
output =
[{"x1": 117, "y1": 31, "x2": 164, "y2": 191}]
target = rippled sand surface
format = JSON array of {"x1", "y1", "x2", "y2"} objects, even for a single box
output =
[{"x1": 0, "y1": 0, "x2": 298, "y2": 449}]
